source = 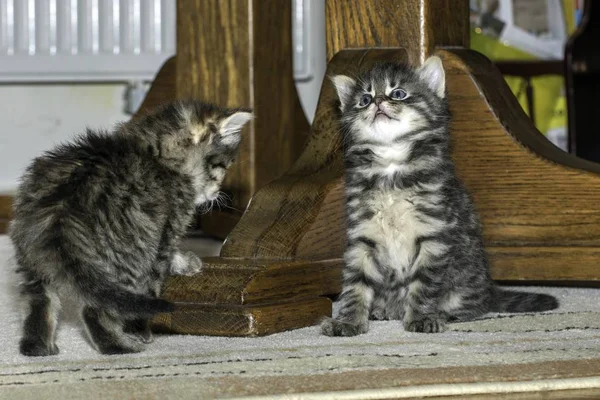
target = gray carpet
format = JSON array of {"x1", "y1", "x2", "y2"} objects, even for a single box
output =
[{"x1": 1, "y1": 235, "x2": 600, "y2": 399}]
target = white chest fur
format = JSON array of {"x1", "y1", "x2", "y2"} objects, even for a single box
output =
[
  {"x1": 358, "y1": 142, "x2": 413, "y2": 179},
  {"x1": 351, "y1": 189, "x2": 440, "y2": 277}
]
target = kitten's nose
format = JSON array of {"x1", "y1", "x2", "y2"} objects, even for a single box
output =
[{"x1": 374, "y1": 96, "x2": 385, "y2": 106}]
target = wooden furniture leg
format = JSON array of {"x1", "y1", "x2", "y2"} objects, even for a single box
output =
[
  {"x1": 176, "y1": 0, "x2": 310, "y2": 239},
  {"x1": 152, "y1": 0, "x2": 600, "y2": 337}
]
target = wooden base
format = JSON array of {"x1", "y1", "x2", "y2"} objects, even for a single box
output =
[
  {"x1": 159, "y1": 257, "x2": 342, "y2": 304},
  {"x1": 151, "y1": 257, "x2": 341, "y2": 336},
  {"x1": 151, "y1": 297, "x2": 331, "y2": 336},
  {"x1": 489, "y1": 247, "x2": 600, "y2": 281}
]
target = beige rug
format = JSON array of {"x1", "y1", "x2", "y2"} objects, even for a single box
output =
[{"x1": 1, "y1": 235, "x2": 600, "y2": 399}]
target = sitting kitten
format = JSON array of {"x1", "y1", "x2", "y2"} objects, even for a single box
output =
[
  {"x1": 10, "y1": 100, "x2": 252, "y2": 355},
  {"x1": 321, "y1": 56, "x2": 558, "y2": 337}
]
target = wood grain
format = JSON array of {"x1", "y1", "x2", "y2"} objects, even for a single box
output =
[
  {"x1": 443, "y1": 48, "x2": 600, "y2": 250},
  {"x1": 489, "y1": 247, "x2": 600, "y2": 281},
  {"x1": 0, "y1": 195, "x2": 12, "y2": 234},
  {"x1": 176, "y1": 0, "x2": 310, "y2": 234},
  {"x1": 133, "y1": 56, "x2": 177, "y2": 118},
  {"x1": 161, "y1": 258, "x2": 342, "y2": 304},
  {"x1": 151, "y1": 297, "x2": 332, "y2": 336},
  {"x1": 213, "y1": 47, "x2": 600, "y2": 282},
  {"x1": 325, "y1": 0, "x2": 469, "y2": 63}
]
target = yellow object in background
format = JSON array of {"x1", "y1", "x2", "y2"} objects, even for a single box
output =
[
  {"x1": 562, "y1": 0, "x2": 577, "y2": 34},
  {"x1": 470, "y1": 29, "x2": 566, "y2": 144},
  {"x1": 546, "y1": 94, "x2": 568, "y2": 150}
]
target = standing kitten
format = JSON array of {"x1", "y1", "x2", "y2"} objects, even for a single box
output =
[
  {"x1": 321, "y1": 56, "x2": 558, "y2": 336},
  {"x1": 10, "y1": 100, "x2": 252, "y2": 355}
]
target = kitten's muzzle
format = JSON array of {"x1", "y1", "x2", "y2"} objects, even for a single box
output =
[{"x1": 373, "y1": 103, "x2": 392, "y2": 121}]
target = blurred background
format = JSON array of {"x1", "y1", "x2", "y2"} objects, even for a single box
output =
[{"x1": 0, "y1": 0, "x2": 590, "y2": 194}]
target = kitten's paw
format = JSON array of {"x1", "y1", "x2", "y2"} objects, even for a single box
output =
[
  {"x1": 182, "y1": 251, "x2": 203, "y2": 276},
  {"x1": 124, "y1": 320, "x2": 153, "y2": 344},
  {"x1": 97, "y1": 344, "x2": 145, "y2": 355},
  {"x1": 96, "y1": 337, "x2": 146, "y2": 355},
  {"x1": 137, "y1": 330, "x2": 154, "y2": 344},
  {"x1": 170, "y1": 252, "x2": 203, "y2": 276},
  {"x1": 19, "y1": 338, "x2": 59, "y2": 357},
  {"x1": 321, "y1": 318, "x2": 368, "y2": 337},
  {"x1": 387, "y1": 309, "x2": 405, "y2": 321},
  {"x1": 404, "y1": 316, "x2": 446, "y2": 333},
  {"x1": 369, "y1": 309, "x2": 388, "y2": 321}
]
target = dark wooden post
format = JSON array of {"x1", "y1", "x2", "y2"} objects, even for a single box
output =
[
  {"x1": 566, "y1": 0, "x2": 600, "y2": 162},
  {"x1": 325, "y1": 1, "x2": 469, "y2": 63},
  {"x1": 152, "y1": 0, "x2": 600, "y2": 337},
  {"x1": 175, "y1": 0, "x2": 310, "y2": 237}
]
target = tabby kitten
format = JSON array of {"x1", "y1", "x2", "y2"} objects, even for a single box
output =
[
  {"x1": 321, "y1": 56, "x2": 558, "y2": 337},
  {"x1": 10, "y1": 100, "x2": 252, "y2": 355}
]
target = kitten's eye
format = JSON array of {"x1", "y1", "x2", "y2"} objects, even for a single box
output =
[
  {"x1": 390, "y1": 89, "x2": 408, "y2": 100},
  {"x1": 358, "y1": 94, "x2": 372, "y2": 108}
]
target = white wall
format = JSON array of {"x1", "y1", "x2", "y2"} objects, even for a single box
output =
[
  {"x1": 294, "y1": 0, "x2": 326, "y2": 124},
  {"x1": 0, "y1": 84, "x2": 129, "y2": 193},
  {"x1": 0, "y1": 0, "x2": 327, "y2": 194}
]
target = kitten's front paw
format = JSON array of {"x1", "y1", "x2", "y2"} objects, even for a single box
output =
[
  {"x1": 137, "y1": 331, "x2": 154, "y2": 344},
  {"x1": 170, "y1": 252, "x2": 203, "y2": 276},
  {"x1": 369, "y1": 309, "x2": 388, "y2": 321},
  {"x1": 321, "y1": 318, "x2": 368, "y2": 337},
  {"x1": 97, "y1": 342, "x2": 146, "y2": 355},
  {"x1": 124, "y1": 319, "x2": 154, "y2": 344},
  {"x1": 19, "y1": 338, "x2": 59, "y2": 357},
  {"x1": 404, "y1": 316, "x2": 446, "y2": 333},
  {"x1": 181, "y1": 251, "x2": 203, "y2": 276}
]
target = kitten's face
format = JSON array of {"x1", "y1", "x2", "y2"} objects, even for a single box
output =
[
  {"x1": 332, "y1": 56, "x2": 446, "y2": 143},
  {"x1": 158, "y1": 100, "x2": 253, "y2": 205},
  {"x1": 194, "y1": 111, "x2": 252, "y2": 204}
]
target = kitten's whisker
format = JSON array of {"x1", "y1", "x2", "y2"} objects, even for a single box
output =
[
  {"x1": 216, "y1": 191, "x2": 233, "y2": 203},
  {"x1": 220, "y1": 204, "x2": 243, "y2": 213},
  {"x1": 210, "y1": 191, "x2": 244, "y2": 213},
  {"x1": 221, "y1": 192, "x2": 233, "y2": 202}
]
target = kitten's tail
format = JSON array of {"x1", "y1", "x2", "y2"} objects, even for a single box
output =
[
  {"x1": 49, "y1": 220, "x2": 176, "y2": 318},
  {"x1": 490, "y1": 288, "x2": 559, "y2": 313},
  {"x1": 65, "y1": 263, "x2": 175, "y2": 318},
  {"x1": 87, "y1": 283, "x2": 176, "y2": 319}
]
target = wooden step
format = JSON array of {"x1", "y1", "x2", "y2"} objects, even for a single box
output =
[
  {"x1": 152, "y1": 297, "x2": 332, "y2": 337},
  {"x1": 150, "y1": 258, "x2": 341, "y2": 336}
]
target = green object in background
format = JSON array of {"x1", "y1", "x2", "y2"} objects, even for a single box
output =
[{"x1": 470, "y1": 29, "x2": 566, "y2": 139}]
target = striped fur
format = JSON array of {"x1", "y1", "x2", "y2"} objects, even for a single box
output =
[
  {"x1": 321, "y1": 57, "x2": 558, "y2": 337},
  {"x1": 9, "y1": 100, "x2": 252, "y2": 355}
]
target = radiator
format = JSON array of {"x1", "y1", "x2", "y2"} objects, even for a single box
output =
[{"x1": 0, "y1": 0, "x2": 176, "y2": 82}]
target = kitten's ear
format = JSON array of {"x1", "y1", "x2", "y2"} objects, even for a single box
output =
[
  {"x1": 220, "y1": 110, "x2": 254, "y2": 136},
  {"x1": 331, "y1": 75, "x2": 356, "y2": 112},
  {"x1": 417, "y1": 56, "x2": 446, "y2": 98}
]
